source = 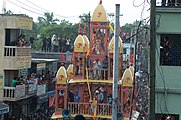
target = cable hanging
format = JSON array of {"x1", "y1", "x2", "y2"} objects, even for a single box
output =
[
  {"x1": 16, "y1": 0, "x2": 45, "y2": 13},
  {"x1": 7, "y1": 0, "x2": 44, "y2": 16}
]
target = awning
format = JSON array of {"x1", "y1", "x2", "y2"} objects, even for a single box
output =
[
  {"x1": 68, "y1": 79, "x2": 122, "y2": 85},
  {"x1": 0, "y1": 103, "x2": 9, "y2": 115},
  {"x1": 31, "y1": 58, "x2": 60, "y2": 63}
]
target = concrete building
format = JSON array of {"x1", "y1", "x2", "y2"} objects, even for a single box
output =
[
  {"x1": 0, "y1": 14, "x2": 37, "y2": 119},
  {"x1": 155, "y1": 2, "x2": 181, "y2": 120}
]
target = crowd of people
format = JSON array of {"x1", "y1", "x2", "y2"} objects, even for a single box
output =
[
  {"x1": 8, "y1": 71, "x2": 56, "y2": 120},
  {"x1": 41, "y1": 35, "x2": 72, "y2": 52},
  {"x1": 13, "y1": 34, "x2": 73, "y2": 53},
  {"x1": 10, "y1": 71, "x2": 56, "y2": 88},
  {"x1": 8, "y1": 107, "x2": 54, "y2": 120},
  {"x1": 136, "y1": 71, "x2": 149, "y2": 120}
]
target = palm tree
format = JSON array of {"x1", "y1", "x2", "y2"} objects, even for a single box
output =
[{"x1": 38, "y1": 12, "x2": 59, "y2": 26}]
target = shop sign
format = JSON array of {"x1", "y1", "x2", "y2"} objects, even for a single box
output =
[
  {"x1": 20, "y1": 69, "x2": 28, "y2": 77},
  {"x1": 15, "y1": 85, "x2": 25, "y2": 98},
  {"x1": 37, "y1": 84, "x2": 46, "y2": 96},
  {"x1": 16, "y1": 56, "x2": 31, "y2": 69},
  {"x1": 17, "y1": 17, "x2": 33, "y2": 30},
  {"x1": 37, "y1": 63, "x2": 46, "y2": 70}
]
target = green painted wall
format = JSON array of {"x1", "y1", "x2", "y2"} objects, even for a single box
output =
[
  {"x1": 155, "y1": 7, "x2": 181, "y2": 119},
  {"x1": 156, "y1": 8, "x2": 181, "y2": 34},
  {"x1": 156, "y1": 93, "x2": 181, "y2": 115}
]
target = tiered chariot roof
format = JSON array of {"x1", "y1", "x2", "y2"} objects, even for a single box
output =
[{"x1": 92, "y1": 0, "x2": 108, "y2": 22}]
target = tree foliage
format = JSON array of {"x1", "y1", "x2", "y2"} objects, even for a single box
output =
[
  {"x1": 79, "y1": 13, "x2": 91, "y2": 37},
  {"x1": 31, "y1": 12, "x2": 79, "y2": 50},
  {"x1": 38, "y1": 12, "x2": 59, "y2": 26}
]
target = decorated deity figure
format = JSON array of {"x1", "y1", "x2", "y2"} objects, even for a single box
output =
[{"x1": 92, "y1": 29, "x2": 104, "y2": 54}]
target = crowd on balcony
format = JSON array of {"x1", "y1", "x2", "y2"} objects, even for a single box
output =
[
  {"x1": 41, "y1": 35, "x2": 72, "y2": 53},
  {"x1": 10, "y1": 71, "x2": 56, "y2": 90}
]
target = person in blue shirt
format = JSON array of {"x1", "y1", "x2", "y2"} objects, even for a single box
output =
[
  {"x1": 74, "y1": 91, "x2": 80, "y2": 102},
  {"x1": 74, "y1": 91, "x2": 80, "y2": 113}
]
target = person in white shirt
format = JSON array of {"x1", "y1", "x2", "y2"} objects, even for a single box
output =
[{"x1": 92, "y1": 58, "x2": 101, "y2": 79}]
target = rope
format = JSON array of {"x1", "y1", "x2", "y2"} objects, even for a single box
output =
[{"x1": 86, "y1": 67, "x2": 92, "y2": 102}]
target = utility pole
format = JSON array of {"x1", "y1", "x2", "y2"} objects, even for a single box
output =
[
  {"x1": 112, "y1": 4, "x2": 120, "y2": 120},
  {"x1": 2, "y1": 0, "x2": 6, "y2": 14},
  {"x1": 149, "y1": 0, "x2": 156, "y2": 119}
]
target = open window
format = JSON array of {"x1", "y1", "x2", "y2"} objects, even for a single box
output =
[
  {"x1": 5, "y1": 29, "x2": 20, "y2": 46},
  {"x1": 160, "y1": 34, "x2": 181, "y2": 66}
]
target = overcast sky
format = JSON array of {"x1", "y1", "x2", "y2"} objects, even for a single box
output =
[{"x1": 0, "y1": 0, "x2": 150, "y2": 25}]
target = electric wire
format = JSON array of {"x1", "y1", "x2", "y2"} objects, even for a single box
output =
[
  {"x1": 129, "y1": 2, "x2": 151, "y2": 118},
  {"x1": 154, "y1": 23, "x2": 168, "y2": 114},
  {"x1": 7, "y1": 0, "x2": 44, "y2": 16},
  {"x1": 155, "y1": 46, "x2": 170, "y2": 114},
  {"x1": 129, "y1": 20, "x2": 142, "y2": 120},
  {"x1": 140, "y1": 0, "x2": 146, "y2": 20},
  {"x1": 7, "y1": 0, "x2": 79, "y2": 22},
  {"x1": 133, "y1": 0, "x2": 146, "y2": 7},
  {"x1": 153, "y1": 16, "x2": 170, "y2": 114},
  {"x1": 25, "y1": 0, "x2": 49, "y2": 12},
  {"x1": 16, "y1": 0, "x2": 45, "y2": 13},
  {"x1": 140, "y1": 3, "x2": 150, "y2": 21},
  {"x1": 25, "y1": 0, "x2": 78, "y2": 19}
]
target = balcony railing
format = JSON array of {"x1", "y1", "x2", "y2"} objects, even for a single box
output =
[
  {"x1": 156, "y1": 1, "x2": 181, "y2": 7},
  {"x1": 68, "y1": 102, "x2": 121, "y2": 118},
  {"x1": 4, "y1": 46, "x2": 32, "y2": 69},
  {"x1": 3, "y1": 83, "x2": 50, "y2": 101},
  {"x1": 3, "y1": 85, "x2": 26, "y2": 101},
  {"x1": 4, "y1": 46, "x2": 31, "y2": 56},
  {"x1": 3, "y1": 84, "x2": 37, "y2": 101}
]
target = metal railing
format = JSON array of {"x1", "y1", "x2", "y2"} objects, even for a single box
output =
[{"x1": 3, "y1": 84, "x2": 38, "y2": 101}]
